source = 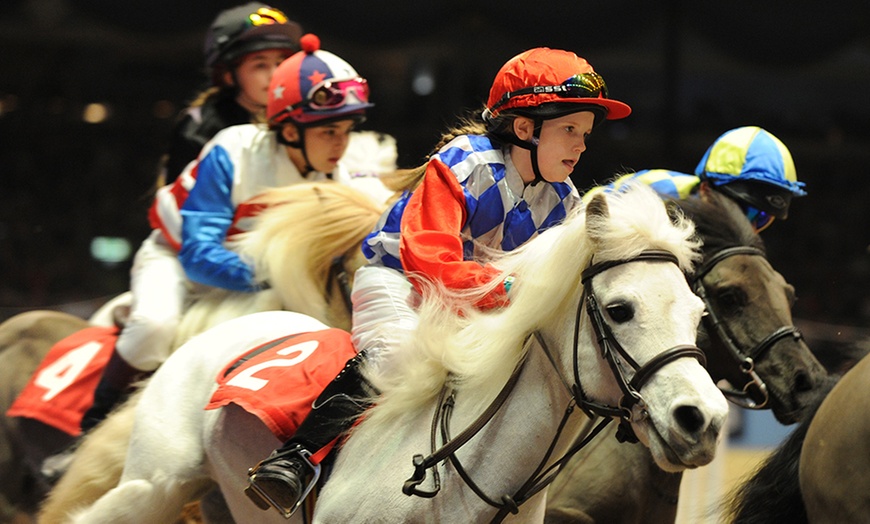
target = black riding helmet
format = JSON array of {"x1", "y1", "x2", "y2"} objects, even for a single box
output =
[{"x1": 204, "y1": 3, "x2": 302, "y2": 84}]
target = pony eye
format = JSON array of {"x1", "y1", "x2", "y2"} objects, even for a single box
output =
[
  {"x1": 606, "y1": 303, "x2": 634, "y2": 323},
  {"x1": 716, "y1": 287, "x2": 746, "y2": 310}
]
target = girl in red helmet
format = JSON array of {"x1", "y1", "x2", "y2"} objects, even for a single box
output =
[
  {"x1": 159, "y1": 2, "x2": 302, "y2": 185},
  {"x1": 246, "y1": 46, "x2": 631, "y2": 517},
  {"x1": 80, "y1": 35, "x2": 386, "y2": 432}
]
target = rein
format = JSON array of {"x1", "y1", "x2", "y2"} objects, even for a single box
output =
[
  {"x1": 326, "y1": 255, "x2": 354, "y2": 313},
  {"x1": 402, "y1": 249, "x2": 706, "y2": 522},
  {"x1": 691, "y1": 246, "x2": 803, "y2": 409}
]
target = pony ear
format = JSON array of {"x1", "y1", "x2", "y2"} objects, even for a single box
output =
[{"x1": 585, "y1": 193, "x2": 610, "y2": 244}]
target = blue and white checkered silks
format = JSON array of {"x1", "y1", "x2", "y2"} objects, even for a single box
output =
[
  {"x1": 363, "y1": 135, "x2": 580, "y2": 271},
  {"x1": 583, "y1": 169, "x2": 700, "y2": 204}
]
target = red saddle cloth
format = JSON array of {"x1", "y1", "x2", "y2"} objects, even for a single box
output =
[
  {"x1": 206, "y1": 328, "x2": 357, "y2": 442},
  {"x1": 7, "y1": 326, "x2": 119, "y2": 436}
]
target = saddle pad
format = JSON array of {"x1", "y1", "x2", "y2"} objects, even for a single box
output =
[
  {"x1": 206, "y1": 328, "x2": 357, "y2": 442},
  {"x1": 7, "y1": 325, "x2": 119, "y2": 436}
]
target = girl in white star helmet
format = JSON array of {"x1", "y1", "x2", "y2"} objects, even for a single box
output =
[
  {"x1": 81, "y1": 35, "x2": 382, "y2": 434},
  {"x1": 266, "y1": 33, "x2": 374, "y2": 175}
]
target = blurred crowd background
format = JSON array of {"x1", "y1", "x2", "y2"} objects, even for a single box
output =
[{"x1": 1, "y1": 1, "x2": 868, "y2": 350}]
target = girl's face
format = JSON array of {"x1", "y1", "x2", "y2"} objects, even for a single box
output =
[
  {"x1": 231, "y1": 49, "x2": 291, "y2": 112},
  {"x1": 513, "y1": 111, "x2": 596, "y2": 184},
  {"x1": 282, "y1": 119, "x2": 358, "y2": 174}
]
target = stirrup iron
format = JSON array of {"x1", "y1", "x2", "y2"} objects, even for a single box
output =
[{"x1": 245, "y1": 448, "x2": 321, "y2": 518}]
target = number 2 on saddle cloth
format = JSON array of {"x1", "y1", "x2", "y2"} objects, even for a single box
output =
[
  {"x1": 206, "y1": 328, "x2": 357, "y2": 460},
  {"x1": 7, "y1": 326, "x2": 119, "y2": 436}
]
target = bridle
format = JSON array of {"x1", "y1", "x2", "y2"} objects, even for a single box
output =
[
  {"x1": 326, "y1": 255, "x2": 354, "y2": 313},
  {"x1": 402, "y1": 249, "x2": 706, "y2": 522},
  {"x1": 691, "y1": 245, "x2": 803, "y2": 409}
]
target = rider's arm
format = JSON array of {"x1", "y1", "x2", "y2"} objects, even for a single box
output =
[
  {"x1": 399, "y1": 158, "x2": 509, "y2": 310},
  {"x1": 178, "y1": 145, "x2": 260, "y2": 292}
]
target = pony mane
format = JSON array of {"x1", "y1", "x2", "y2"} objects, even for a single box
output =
[
  {"x1": 364, "y1": 182, "x2": 700, "y2": 423},
  {"x1": 671, "y1": 189, "x2": 765, "y2": 256},
  {"x1": 232, "y1": 182, "x2": 385, "y2": 322}
]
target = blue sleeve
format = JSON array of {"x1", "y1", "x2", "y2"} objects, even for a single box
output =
[{"x1": 178, "y1": 145, "x2": 259, "y2": 292}]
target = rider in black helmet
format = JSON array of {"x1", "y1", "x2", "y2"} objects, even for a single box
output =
[{"x1": 159, "y1": 2, "x2": 302, "y2": 185}]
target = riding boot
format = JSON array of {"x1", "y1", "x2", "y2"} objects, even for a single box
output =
[
  {"x1": 80, "y1": 350, "x2": 144, "y2": 432},
  {"x1": 246, "y1": 351, "x2": 375, "y2": 517}
]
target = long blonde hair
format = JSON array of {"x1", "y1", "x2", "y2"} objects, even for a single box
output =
[{"x1": 380, "y1": 114, "x2": 490, "y2": 193}]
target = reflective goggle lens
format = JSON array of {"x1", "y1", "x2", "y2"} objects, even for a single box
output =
[
  {"x1": 745, "y1": 206, "x2": 774, "y2": 232},
  {"x1": 305, "y1": 78, "x2": 369, "y2": 111},
  {"x1": 486, "y1": 72, "x2": 609, "y2": 117},
  {"x1": 559, "y1": 72, "x2": 608, "y2": 99},
  {"x1": 249, "y1": 7, "x2": 287, "y2": 26}
]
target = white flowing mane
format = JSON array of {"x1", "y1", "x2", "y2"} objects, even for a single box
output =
[
  {"x1": 174, "y1": 183, "x2": 385, "y2": 344},
  {"x1": 364, "y1": 182, "x2": 700, "y2": 423}
]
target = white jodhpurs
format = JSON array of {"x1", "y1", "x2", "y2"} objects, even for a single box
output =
[{"x1": 114, "y1": 230, "x2": 190, "y2": 371}]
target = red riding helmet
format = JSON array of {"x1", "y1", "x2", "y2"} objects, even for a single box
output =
[
  {"x1": 267, "y1": 34, "x2": 373, "y2": 126},
  {"x1": 483, "y1": 47, "x2": 631, "y2": 123}
]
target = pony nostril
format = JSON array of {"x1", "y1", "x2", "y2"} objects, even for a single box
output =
[
  {"x1": 793, "y1": 370, "x2": 814, "y2": 393},
  {"x1": 674, "y1": 405, "x2": 705, "y2": 434}
]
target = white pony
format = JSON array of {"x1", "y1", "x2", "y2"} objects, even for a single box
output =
[
  {"x1": 56, "y1": 183, "x2": 729, "y2": 524},
  {"x1": 35, "y1": 181, "x2": 384, "y2": 523}
]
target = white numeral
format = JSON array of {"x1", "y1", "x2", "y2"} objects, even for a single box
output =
[
  {"x1": 34, "y1": 341, "x2": 105, "y2": 401},
  {"x1": 227, "y1": 340, "x2": 319, "y2": 391}
]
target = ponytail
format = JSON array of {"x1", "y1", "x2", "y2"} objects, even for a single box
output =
[{"x1": 380, "y1": 112, "x2": 491, "y2": 193}]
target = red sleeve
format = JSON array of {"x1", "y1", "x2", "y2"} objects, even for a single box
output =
[{"x1": 399, "y1": 159, "x2": 509, "y2": 309}]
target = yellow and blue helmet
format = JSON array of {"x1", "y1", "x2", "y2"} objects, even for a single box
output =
[{"x1": 696, "y1": 126, "x2": 806, "y2": 221}]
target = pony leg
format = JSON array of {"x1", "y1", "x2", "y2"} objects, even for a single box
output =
[
  {"x1": 67, "y1": 477, "x2": 213, "y2": 524},
  {"x1": 38, "y1": 397, "x2": 138, "y2": 524},
  {"x1": 199, "y1": 487, "x2": 237, "y2": 524}
]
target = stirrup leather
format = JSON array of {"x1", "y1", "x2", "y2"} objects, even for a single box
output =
[{"x1": 246, "y1": 448, "x2": 321, "y2": 518}]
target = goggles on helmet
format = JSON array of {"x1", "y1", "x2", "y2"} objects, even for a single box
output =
[
  {"x1": 247, "y1": 6, "x2": 288, "y2": 26},
  {"x1": 743, "y1": 205, "x2": 775, "y2": 233},
  {"x1": 291, "y1": 77, "x2": 370, "y2": 112},
  {"x1": 486, "y1": 72, "x2": 608, "y2": 117}
]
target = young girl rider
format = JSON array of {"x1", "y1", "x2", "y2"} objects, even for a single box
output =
[
  {"x1": 81, "y1": 35, "x2": 377, "y2": 431},
  {"x1": 246, "y1": 46, "x2": 632, "y2": 516},
  {"x1": 160, "y1": 2, "x2": 302, "y2": 185},
  {"x1": 586, "y1": 126, "x2": 807, "y2": 233}
]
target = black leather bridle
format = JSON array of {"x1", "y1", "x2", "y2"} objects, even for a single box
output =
[
  {"x1": 691, "y1": 245, "x2": 803, "y2": 409},
  {"x1": 326, "y1": 255, "x2": 354, "y2": 313},
  {"x1": 402, "y1": 249, "x2": 706, "y2": 522}
]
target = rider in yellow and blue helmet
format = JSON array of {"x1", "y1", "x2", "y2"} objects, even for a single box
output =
[
  {"x1": 586, "y1": 127, "x2": 805, "y2": 233},
  {"x1": 695, "y1": 126, "x2": 806, "y2": 232}
]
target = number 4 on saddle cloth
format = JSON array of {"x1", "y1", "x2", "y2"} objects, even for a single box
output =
[
  {"x1": 206, "y1": 328, "x2": 357, "y2": 457},
  {"x1": 7, "y1": 326, "x2": 119, "y2": 436}
]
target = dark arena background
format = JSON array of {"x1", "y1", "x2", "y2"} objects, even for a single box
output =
[{"x1": 1, "y1": 0, "x2": 869, "y2": 356}]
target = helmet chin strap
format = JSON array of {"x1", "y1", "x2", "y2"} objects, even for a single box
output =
[
  {"x1": 276, "y1": 126, "x2": 318, "y2": 177},
  {"x1": 505, "y1": 118, "x2": 545, "y2": 186},
  {"x1": 528, "y1": 120, "x2": 545, "y2": 186}
]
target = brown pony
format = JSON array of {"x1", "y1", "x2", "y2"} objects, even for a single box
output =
[
  {"x1": 724, "y1": 335, "x2": 870, "y2": 524},
  {"x1": 545, "y1": 187, "x2": 828, "y2": 523}
]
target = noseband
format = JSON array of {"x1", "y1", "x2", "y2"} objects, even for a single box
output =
[
  {"x1": 403, "y1": 249, "x2": 706, "y2": 522},
  {"x1": 573, "y1": 250, "x2": 706, "y2": 443},
  {"x1": 691, "y1": 245, "x2": 803, "y2": 409}
]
